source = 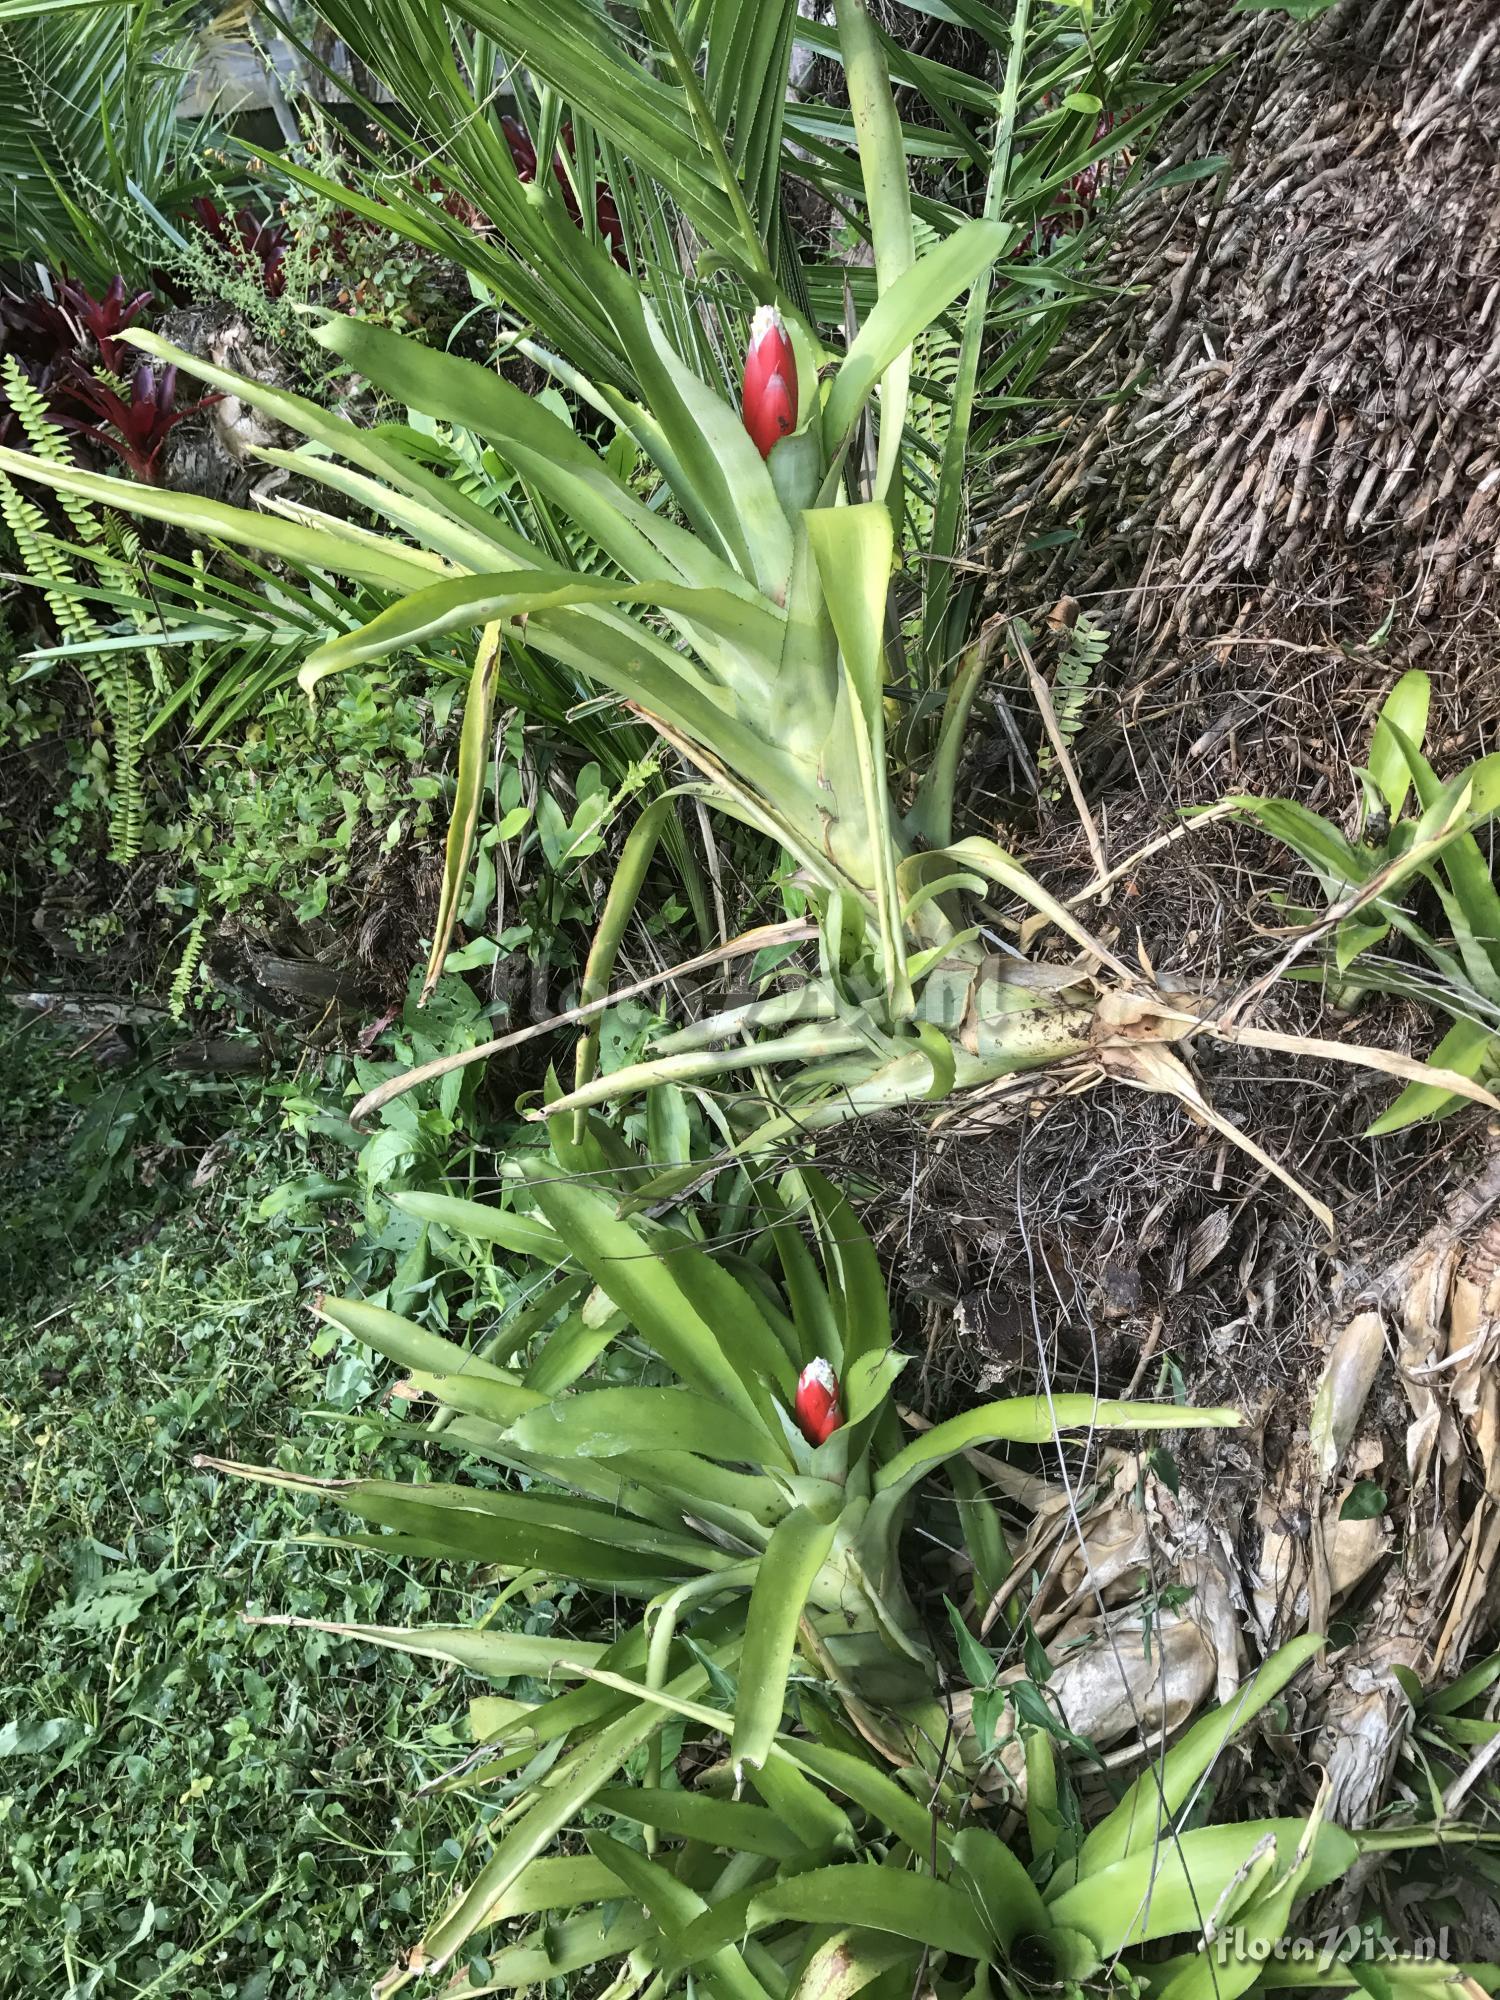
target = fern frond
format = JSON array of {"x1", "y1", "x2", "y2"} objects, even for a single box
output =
[
  {"x1": 0, "y1": 468, "x2": 99, "y2": 644},
  {"x1": 0, "y1": 387, "x2": 146, "y2": 863},
  {"x1": 100, "y1": 509, "x2": 170, "y2": 698},
  {"x1": 1, "y1": 357, "x2": 99, "y2": 549},
  {"x1": 168, "y1": 911, "x2": 209, "y2": 1020},
  {"x1": 1038, "y1": 612, "x2": 1108, "y2": 796},
  {"x1": 108, "y1": 666, "x2": 146, "y2": 865}
]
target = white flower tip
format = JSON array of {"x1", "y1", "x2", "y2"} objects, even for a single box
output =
[{"x1": 749, "y1": 303, "x2": 785, "y2": 346}]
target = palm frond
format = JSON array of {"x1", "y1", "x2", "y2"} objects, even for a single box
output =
[{"x1": 0, "y1": 0, "x2": 197, "y2": 283}]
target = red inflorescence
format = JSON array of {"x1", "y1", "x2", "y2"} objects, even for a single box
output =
[
  {"x1": 793, "y1": 1358, "x2": 843, "y2": 1447},
  {"x1": 742, "y1": 305, "x2": 797, "y2": 459}
]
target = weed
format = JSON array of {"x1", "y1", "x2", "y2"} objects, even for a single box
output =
[{"x1": 0, "y1": 1032, "x2": 469, "y2": 1999}]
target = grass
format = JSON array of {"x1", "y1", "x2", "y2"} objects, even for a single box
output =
[{"x1": 0, "y1": 1034, "x2": 472, "y2": 2000}]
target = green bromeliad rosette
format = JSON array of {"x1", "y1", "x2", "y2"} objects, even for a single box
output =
[
  {"x1": 203, "y1": 1144, "x2": 1280, "y2": 1992},
  {"x1": 196, "y1": 1147, "x2": 1478, "y2": 1996}
]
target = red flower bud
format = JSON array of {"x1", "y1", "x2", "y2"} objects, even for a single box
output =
[
  {"x1": 742, "y1": 304, "x2": 797, "y2": 459},
  {"x1": 794, "y1": 1358, "x2": 843, "y2": 1446}
]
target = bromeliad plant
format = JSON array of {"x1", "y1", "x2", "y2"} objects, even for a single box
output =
[
  {"x1": 0, "y1": 5, "x2": 1491, "y2": 1200},
  {"x1": 351, "y1": 1632, "x2": 1379, "y2": 2000},
  {"x1": 1, "y1": 155, "x2": 1485, "y2": 1214},
  {"x1": 1223, "y1": 669, "x2": 1500, "y2": 1134},
  {"x1": 210, "y1": 1152, "x2": 1245, "y2": 1987}
]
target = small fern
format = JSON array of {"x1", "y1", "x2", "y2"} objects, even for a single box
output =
[
  {"x1": 168, "y1": 912, "x2": 210, "y2": 1021},
  {"x1": 0, "y1": 471, "x2": 97, "y2": 644},
  {"x1": 1038, "y1": 608, "x2": 1109, "y2": 799},
  {"x1": 2, "y1": 363, "x2": 102, "y2": 547},
  {"x1": 0, "y1": 355, "x2": 147, "y2": 863}
]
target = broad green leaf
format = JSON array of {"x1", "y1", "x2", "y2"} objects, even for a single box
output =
[
  {"x1": 1047, "y1": 1819, "x2": 1356, "y2": 1952},
  {"x1": 301, "y1": 1473, "x2": 706, "y2": 1585},
  {"x1": 1220, "y1": 796, "x2": 1368, "y2": 898},
  {"x1": 1381, "y1": 722, "x2": 1500, "y2": 990},
  {"x1": 731, "y1": 1504, "x2": 839, "y2": 1773},
  {"x1": 312, "y1": 310, "x2": 755, "y2": 598},
  {"x1": 595, "y1": 1450, "x2": 784, "y2": 1535},
  {"x1": 800, "y1": 1166, "x2": 892, "y2": 1370},
  {"x1": 296, "y1": 567, "x2": 781, "y2": 689},
  {"x1": 822, "y1": 218, "x2": 1010, "y2": 455},
  {"x1": 951, "y1": 1826, "x2": 1053, "y2": 1950},
  {"x1": 251, "y1": 443, "x2": 512, "y2": 578},
  {"x1": 524, "y1": 1300, "x2": 627, "y2": 1397},
  {"x1": 1366, "y1": 1015, "x2": 1495, "y2": 1136},
  {"x1": 390, "y1": 1189, "x2": 565, "y2": 1262},
  {"x1": 806, "y1": 503, "x2": 908, "y2": 1011},
  {"x1": 1368, "y1": 671, "x2": 1431, "y2": 818},
  {"x1": 314, "y1": 1293, "x2": 518, "y2": 1385},
  {"x1": 592, "y1": 1784, "x2": 810, "y2": 1858},
  {"x1": 480, "y1": 1853, "x2": 624, "y2": 1920},
  {"x1": 771, "y1": 518, "x2": 841, "y2": 755},
  {"x1": 408, "y1": 1369, "x2": 544, "y2": 1429},
  {"x1": 914, "y1": 1019, "x2": 956, "y2": 1100},
  {"x1": 123, "y1": 328, "x2": 532, "y2": 571},
  {"x1": 1334, "y1": 911, "x2": 1391, "y2": 974},
  {"x1": 645, "y1": 1082, "x2": 693, "y2": 1169},
  {"x1": 460, "y1": 1907, "x2": 657, "y2": 1989},
  {"x1": 947, "y1": 1453, "x2": 1012, "y2": 1611},
  {"x1": 506, "y1": 1385, "x2": 777, "y2": 1465},
  {"x1": 424, "y1": 622, "x2": 501, "y2": 1000},
  {"x1": 525, "y1": 1174, "x2": 771, "y2": 1428},
  {"x1": 1025, "y1": 1725, "x2": 1062, "y2": 1861},
  {"x1": 785, "y1": 1735, "x2": 939, "y2": 1859},
  {"x1": 1073, "y1": 1635, "x2": 1326, "y2": 1879},
  {"x1": 1426, "y1": 1650, "x2": 1500, "y2": 1717},
  {"x1": 1150, "y1": 1855, "x2": 1281, "y2": 2000},
  {"x1": 806, "y1": 506, "x2": 890, "y2": 723},
  {"x1": 1153, "y1": 1801, "x2": 1331, "y2": 2000},
  {"x1": 1339, "y1": 1480, "x2": 1387, "y2": 1521},
  {"x1": 875, "y1": 1395, "x2": 1240, "y2": 1503},
  {"x1": 832, "y1": 0, "x2": 914, "y2": 501},
  {"x1": 657, "y1": 1223, "x2": 802, "y2": 1401},
  {"x1": 842, "y1": 1350, "x2": 904, "y2": 1426},
  {"x1": 749, "y1": 1744, "x2": 857, "y2": 1857},
  {"x1": 201, "y1": 1616, "x2": 607, "y2": 1684},
  {"x1": 763, "y1": 1180, "x2": 846, "y2": 1373},
  {"x1": 945, "y1": 1596, "x2": 998, "y2": 1693},
  {"x1": 412, "y1": 1649, "x2": 719, "y2": 1979},
  {"x1": 663, "y1": 1884, "x2": 764, "y2": 1974},
  {"x1": 790, "y1": 1931, "x2": 918, "y2": 2000},
  {"x1": 588, "y1": 1832, "x2": 774, "y2": 2000},
  {"x1": 0, "y1": 444, "x2": 442, "y2": 595},
  {"x1": 465, "y1": 1693, "x2": 530, "y2": 1741},
  {"x1": 579, "y1": 237, "x2": 792, "y2": 593},
  {"x1": 749, "y1": 1865, "x2": 990, "y2": 1959}
]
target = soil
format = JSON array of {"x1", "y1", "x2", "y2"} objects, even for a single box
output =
[
  {"x1": 824, "y1": 7, "x2": 1500, "y2": 1844},
  {"x1": 869, "y1": 0, "x2": 1500, "y2": 1427}
]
